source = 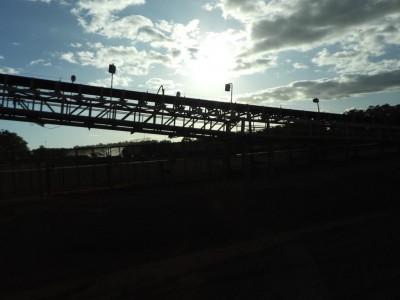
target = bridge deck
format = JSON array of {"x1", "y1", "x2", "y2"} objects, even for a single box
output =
[{"x1": 1, "y1": 73, "x2": 399, "y2": 140}]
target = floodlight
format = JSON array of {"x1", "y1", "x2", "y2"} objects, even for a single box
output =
[
  {"x1": 225, "y1": 83, "x2": 233, "y2": 103},
  {"x1": 108, "y1": 64, "x2": 116, "y2": 74}
]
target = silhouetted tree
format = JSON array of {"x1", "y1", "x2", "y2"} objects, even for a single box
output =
[
  {"x1": 344, "y1": 104, "x2": 400, "y2": 125},
  {"x1": 0, "y1": 130, "x2": 30, "y2": 161}
]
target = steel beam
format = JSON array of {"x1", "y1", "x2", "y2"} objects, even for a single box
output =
[{"x1": 1, "y1": 73, "x2": 399, "y2": 140}]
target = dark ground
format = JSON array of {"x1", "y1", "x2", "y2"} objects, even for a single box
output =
[{"x1": 1, "y1": 156, "x2": 400, "y2": 299}]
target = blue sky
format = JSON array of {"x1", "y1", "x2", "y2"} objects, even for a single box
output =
[{"x1": 1, "y1": 0, "x2": 400, "y2": 149}]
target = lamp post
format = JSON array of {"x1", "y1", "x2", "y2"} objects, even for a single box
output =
[
  {"x1": 108, "y1": 64, "x2": 116, "y2": 100},
  {"x1": 225, "y1": 83, "x2": 233, "y2": 103},
  {"x1": 313, "y1": 98, "x2": 321, "y2": 127},
  {"x1": 313, "y1": 97, "x2": 320, "y2": 113},
  {"x1": 64, "y1": 75, "x2": 76, "y2": 114}
]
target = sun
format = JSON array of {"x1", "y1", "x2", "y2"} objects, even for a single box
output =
[{"x1": 188, "y1": 35, "x2": 235, "y2": 88}]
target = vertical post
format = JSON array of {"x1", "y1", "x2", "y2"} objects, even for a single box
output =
[
  {"x1": 110, "y1": 73, "x2": 114, "y2": 101},
  {"x1": 225, "y1": 83, "x2": 233, "y2": 103},
  {"x1": 37, "y1": 161, "x2": 44, "y2": 200},
  {"x1": 109, "y1": 64, "x2": 116, "y2": 101},
  {"x1": 241, "y1": 119, "x2": 245, "y2": 133},
  {"x1": 75, "y1": 148, "x2": 81, "y2": 189},
  {"x1": 247, "y1": 109, "x2": 252, "y2": 134},
  {"x1": 46, "y1": 163, "x2": 51, "y2": 196},
  {"x1": 225, "y1": 83, "x2": 233, "y2": 133},
  {"x1": 313, "y1": 98, "x2": 320, "y2": 122}
]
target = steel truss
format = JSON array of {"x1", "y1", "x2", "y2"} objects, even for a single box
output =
[{"x1": 1, "y1": 73, "x2": 399, "y2": 140}]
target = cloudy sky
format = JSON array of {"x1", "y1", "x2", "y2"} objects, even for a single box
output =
[{"x1": 1, "y1": 0, "x2": 400, "y2": 149}]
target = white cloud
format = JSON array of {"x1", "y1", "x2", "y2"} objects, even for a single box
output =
[
  {"x1": 208, "y1": 0, "x2": 400, "y2": 93},
  {"x1": 145, "y1": 78, "x2": 182, "y2": 94},
  {"x1": 71, "y1": 0, "x2": 147, "y2": 38},
  {"x1": 0, "y1": 67, "x2": 19, "y2": 74},
  {"x1": 62, "y1": 1, "x2": 280, "y2": 81},
  {"x1": 71, "y1": 43, "x2": 82, "y2": 48},
  {"x1": 293, "y1": 63, "x2": 309, "y2": 70},
  {"x1": 70, "y1": 0, "x2": 201, "y2": 52},
  {"x1": 0, "y1": 55, "x2": 4, "y2": 60},
  {"x1": 212, "y1": 0, "x2": 400, "y2": 58},
  {"x1": 155, "y1": 19, "x2": 200, "y2": 50},
  {"x1": 312, "y1": 46, "x2": 400, "y2": 76},
  {"x1": 88, "y1": 75, "x2": 133, "y2": 88},
  {"x1": 60, "y1": 16, "x2": 205, "y2": 79},
  {"x1": 66, "y1": 0, "x2": 204, "y2": 78},
  {"x1": 218, "y1": 0, "x2": 269, "y2": 22},
  {"x1": 53, "y1": 0, "x2": 400, "y2": 103},
  {"x1": 202, "y1": 3, "x2": 216, "y2": 12},
  {"x1": 59, "y1": 43, "x2": 171, "y2": 77},
  {"x1": 30, "y1": 58, "x2": 52, "y2": 66},
  {"x1": 60, "y1": 52, "x2": 77, "y2": 64}
]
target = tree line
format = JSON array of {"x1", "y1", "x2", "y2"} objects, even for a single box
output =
[
  {"x1": 1, "y1": 104, "x2": 399, "y2": 162},
  {"x1": 344, "y1": 104, "x2": 400, "y2": 124}
]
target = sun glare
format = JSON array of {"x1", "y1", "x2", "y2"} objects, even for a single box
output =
[{"x1": 188, "y1": 36, "x2": 235, "y2": 87}]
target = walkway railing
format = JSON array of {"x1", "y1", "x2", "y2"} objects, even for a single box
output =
[{"x1": 2, "y1": 73, "x2": 400, "y2": 139}]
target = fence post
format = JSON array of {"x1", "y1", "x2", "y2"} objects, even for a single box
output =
[
  {"x1": 46, "y1": 163, "x2": 51, "y2": 196},
  {"x1": 107, "y1": 156, "x2": 113, "y2": 190},
  {"x1": 37, "y1": 161, "x2": 44, "y2": 200}
]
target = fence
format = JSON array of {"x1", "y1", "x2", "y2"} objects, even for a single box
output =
[{"x1": 1, "y1": 142, "x2": 399, "y2": 200}]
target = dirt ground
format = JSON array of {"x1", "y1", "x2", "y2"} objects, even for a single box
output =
[{"x1": 1, "y1": 156, "x2": 400, "y2": 299}]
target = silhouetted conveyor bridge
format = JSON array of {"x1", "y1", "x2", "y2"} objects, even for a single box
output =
[{"x1": 1, "y1": 73, "x2": 400, "y2": 141}]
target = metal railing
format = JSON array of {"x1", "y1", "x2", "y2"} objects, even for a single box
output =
[
  {"x1": 2, "y1": 73, "x2": 400, "y2": 140},
  {"x1": 1, "y1": 141, "x2": 398, "y2": 200}
]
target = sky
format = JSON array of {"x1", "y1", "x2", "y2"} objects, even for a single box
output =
[{"x1": 1, "y1": 0, "x2": 400, "y2": 149}]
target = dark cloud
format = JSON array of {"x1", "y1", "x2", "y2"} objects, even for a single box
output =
[
  {"x1": 238, "y1": 69, "x2": 400, "y2": 104},
  {"x1": 234, "y1": 56, "x2": 276, "y2": 74},
  {"x1": 148, "y1": 51, "x2": 172, "y2": 65},
  {"x1": 187, "y1": 47, "x2": 199, "y2": 59},
  {"x1": 249, "y1": 0, "x2": 400, "y2": 53},
  {"x1": 223, "y1": 0, "x2": 265, "y2": 14},
  {"x1": 138, "y1": 27, "x2": 171, "y2": 43},
  {"x1": 382, "y1": 24, "x2": 397, "y2": 33},
  {"x1": 251, "y1": 18, "x2": 329, "y2": 52},
  {"x1": 170, "y1": 49, "x2": 181, "y2": 58}
]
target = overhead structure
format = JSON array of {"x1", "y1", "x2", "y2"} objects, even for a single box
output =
[{"x1": 1, "y1": 73, "x2": 399, "y2": 140}]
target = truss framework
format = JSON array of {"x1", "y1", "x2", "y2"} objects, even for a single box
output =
[{"x1": 1, "y1": 73, "x2": 398, "y2": 140}]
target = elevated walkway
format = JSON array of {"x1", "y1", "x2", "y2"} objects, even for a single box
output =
[{"x1": 2, "y1": 73, "x2": 399, "y2": 140}]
